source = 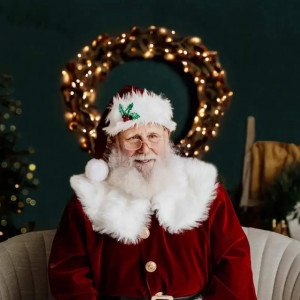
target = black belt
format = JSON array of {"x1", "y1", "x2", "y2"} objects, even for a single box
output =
[{"x1": 101, "y1": 293, "x2": 201, "y2": 300}]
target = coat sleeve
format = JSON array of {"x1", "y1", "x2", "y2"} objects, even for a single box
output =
[
  {"x1": 48, "y1": 196, "x2": 99, "y2": 300},
  {"x1": 202, "y1": 184, "x2": 257, "y2": 300}
]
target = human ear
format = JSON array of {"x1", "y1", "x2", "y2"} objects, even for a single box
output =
[
  {"x1": 109, "y1": 136, "x2": 116, "y2": 143},
  {"x1": 164, "y1": 128, "x2": 170, "y2": 137}
]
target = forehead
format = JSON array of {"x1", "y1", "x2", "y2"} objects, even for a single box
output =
[{"x1": 119, "y1": 123, "x2": 164, "y2": 137}]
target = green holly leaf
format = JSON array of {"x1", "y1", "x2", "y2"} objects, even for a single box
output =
[
  {"x1": 130, "y1": 112, "x2": 140, "y2": 120},
  {"x1": 119, "y1": 104, "x2": 125, "y2": 116},
  {"x1": 119, "y1": 103, "x2": 140, "y2": 120},
  {"x1": 125, "y1": 103, "x2": 134, "y2": 114}
]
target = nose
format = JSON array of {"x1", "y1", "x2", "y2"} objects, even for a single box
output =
[{"x1": 137, "y1": 141, "x2": 151, "y2": 154}]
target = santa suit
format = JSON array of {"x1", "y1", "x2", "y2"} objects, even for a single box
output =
[{"x1": 48, "y1": 155, "x2": 257, "y2": 300}]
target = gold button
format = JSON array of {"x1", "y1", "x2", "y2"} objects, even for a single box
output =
[
  {"x1": 140, "y1": 227, "x2": 150, "y2": 239},
  {"x1": 49, "y1": 263, "x2": 56, "y2": 269},
  {"x1": 145, "y1": 261, "x2": 157, "y2": 272}
]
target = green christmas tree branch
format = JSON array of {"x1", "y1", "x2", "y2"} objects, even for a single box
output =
[{"x1": 0, "y1": 74, "x2": 38, "y2": 242}]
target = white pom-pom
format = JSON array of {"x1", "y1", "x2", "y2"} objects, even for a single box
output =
[{"x1": 85, "y1": 158, "x2": 109, "y2": 182}]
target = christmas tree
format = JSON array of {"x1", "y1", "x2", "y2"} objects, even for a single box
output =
[{"x1": 0, "y1": 74, "x2": 38, "y2": 242}]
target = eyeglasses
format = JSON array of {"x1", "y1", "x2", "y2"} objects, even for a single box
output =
[{"x1": 124, "y1": 135, "x2": 163, "y2": 151}]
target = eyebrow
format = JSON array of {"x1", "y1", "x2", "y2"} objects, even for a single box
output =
[
  {"x1": 126, "y1": 134, "x2": 140, "y2": 140},
  {"x1": 125, "y1": 132, "x2": 160, "y2": 139}
]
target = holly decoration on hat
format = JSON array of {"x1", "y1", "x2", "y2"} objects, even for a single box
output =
[{"x1": 119, "y1": 103, "x2": 140, "y2": 122}]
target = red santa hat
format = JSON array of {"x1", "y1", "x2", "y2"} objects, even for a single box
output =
[
  {"x1": 102, "y1": 86, "x2": 176, "y2": 136},
  {"x1": 85, "y1": 85, "x2": 176, "y2": 182}
]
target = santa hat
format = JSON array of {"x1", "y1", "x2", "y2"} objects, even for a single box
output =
[
  {"x1": 85, "y1": 85, "x2": 177, "y2": 182},
  {"x1": 103, "y1": 86, "x2": 177, "y2": 136}
]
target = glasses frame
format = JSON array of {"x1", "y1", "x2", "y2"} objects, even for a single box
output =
[{"x1": 123, "y1": 136, "x2": 163, "y2": 151}]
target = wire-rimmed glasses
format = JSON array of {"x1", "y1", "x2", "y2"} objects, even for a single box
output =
[{"x1": 124, "y1": 135, "x2": 163, "y2": 150}]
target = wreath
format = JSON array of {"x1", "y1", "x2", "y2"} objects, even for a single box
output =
[{"x1": 61, "y1": 26, "x2": 232, "y2": 157}]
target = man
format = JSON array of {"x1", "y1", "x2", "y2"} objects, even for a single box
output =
[{"x1": 48, "y1": 86, "x2": 257, "y2": 300}]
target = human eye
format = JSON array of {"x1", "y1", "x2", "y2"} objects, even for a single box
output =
[
  {"x1": 148, "y1": 133, "x2": 160, "y2": 142},
  {"x1": 126, "y1": 136, "x2": 140, "y2": 143}
]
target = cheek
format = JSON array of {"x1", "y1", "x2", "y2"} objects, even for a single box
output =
[
  {"x1": 118, "y1": 140, "x2": 135, "y2": 157},
  {"x1": 153, "y1": 143, "x2": 167, "y2": 156},
  {"x1": 122, "y1": 148, "x2": 136, "y2": 157}
]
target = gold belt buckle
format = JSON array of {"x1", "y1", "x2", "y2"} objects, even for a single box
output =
[{"x1": 151, "y1": 296, "x2": 174, "y2": 300}]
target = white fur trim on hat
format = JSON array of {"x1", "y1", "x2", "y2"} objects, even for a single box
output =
[
  {"x1": 103, "y1": 89, "x2": 177, "y2": 136},
  {"x1": 85, "y1": 158, "x2": 109, "y2": 182}
]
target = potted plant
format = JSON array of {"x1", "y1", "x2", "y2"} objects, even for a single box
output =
[{"x1": 262, "y1": 161, "x2": 300, "y2": 240}]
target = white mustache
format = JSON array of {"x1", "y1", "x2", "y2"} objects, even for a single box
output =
[{"x1": 131, "y1": 154, "x2": 157, "y2": 161}]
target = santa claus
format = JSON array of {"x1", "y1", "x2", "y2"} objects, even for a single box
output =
[{"x1": 48, "y1": 85, "x2": 257, "y2": 300}]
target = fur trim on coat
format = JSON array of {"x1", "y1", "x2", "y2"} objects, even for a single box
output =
[{"x1": 70, "y1": 155, "x2": 217, "y2": 244}]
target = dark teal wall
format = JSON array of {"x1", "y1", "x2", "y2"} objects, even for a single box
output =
[{"x1": 1, "y1": 0, "x2": 300, "y2": 229}]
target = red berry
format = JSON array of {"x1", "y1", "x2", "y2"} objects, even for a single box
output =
[{"x1": 122, "y1": 115, "x2": 130, "y2": 122}]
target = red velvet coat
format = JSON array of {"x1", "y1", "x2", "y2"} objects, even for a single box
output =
[{"x1": 48, "y1": 184, "x2": 257, "y2": 300}]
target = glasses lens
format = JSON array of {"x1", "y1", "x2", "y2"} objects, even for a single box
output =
[
  {"x1": 124, "y1": 136, "x2": 162, "y2": 150},
  {"x1": 148, "y1": 135, "x2": 161, "y2": 143},
  {"x1": 124, "y1": 139, "x2": 142, "y2": 150}
]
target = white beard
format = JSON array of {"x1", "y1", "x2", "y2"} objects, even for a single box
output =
[
  {"x1": 107, "y1": 144, "x2": 175, "y2": 199},
  {"x1": 70, "y1": 144, "x2": 218, "y2": 243}
]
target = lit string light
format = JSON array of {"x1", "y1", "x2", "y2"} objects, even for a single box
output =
[
  {"x1": 61, "y1": 26, "x2": 232, "y2": 156},
  {"x1": 0, "y1": 75, "x2": 38, "y2": 240}
]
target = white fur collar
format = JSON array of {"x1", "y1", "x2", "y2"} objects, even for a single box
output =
[{"x1": 70, "y1": 155, "x2": 217, "y2": 244}]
